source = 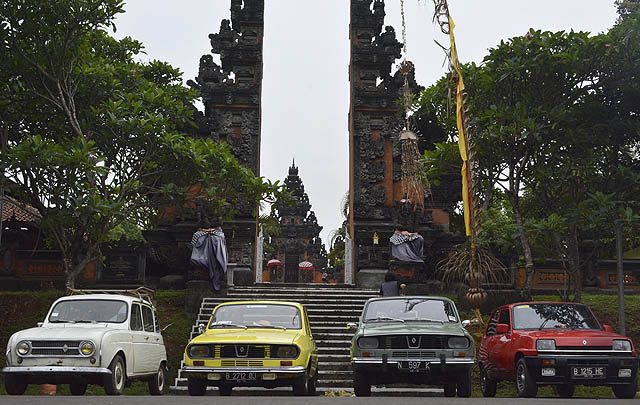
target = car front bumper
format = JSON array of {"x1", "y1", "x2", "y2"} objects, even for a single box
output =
[
  {"x1": 524, "y1": 355, "x2": 638, "y2": 385},
  {"x1": 2, "y1": 366, "x2": 111, "y2": 384},
  {"x1": 183, "y1": 365, "x2": 307, "y2": 387},
  {"x1": 352, "y1": 356, "x2": 475, "y2": 385}
]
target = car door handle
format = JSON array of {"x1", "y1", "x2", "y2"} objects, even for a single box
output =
[{"x1": 145, "y1": 336, "x2": 150, "y2": 340}]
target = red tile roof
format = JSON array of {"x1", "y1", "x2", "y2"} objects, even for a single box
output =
[{"x1": 1, "y1": 195, "x2": 41, "y2": 223}]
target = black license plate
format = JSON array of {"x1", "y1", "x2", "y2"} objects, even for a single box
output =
[
  {"x1": 397, "y1": 361, "x2": 429, "y2": 373},
  {"x1": 571, "y1": 366, "x2": 605, "y2": 379},
  {"x1": 225, "y1": 372, "x2": 257, "y2": 381}
]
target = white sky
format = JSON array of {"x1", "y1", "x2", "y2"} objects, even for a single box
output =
[{"x1": 113, "y1": 0, "x2": 618, "y2": 248}]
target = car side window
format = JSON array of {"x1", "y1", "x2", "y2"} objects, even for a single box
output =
[
  {"x1": 130, "y1": 304, "x2": 143, "y2": 331},
  {"x1": 498, "y1": 309, "x2": 511, "y2": 330},
  {"x1": 486, "y1": 310, "x2": 500, "y2": 336},
  {"x1": 142, "y1": 305, "x2": 154, "y2": 332}
]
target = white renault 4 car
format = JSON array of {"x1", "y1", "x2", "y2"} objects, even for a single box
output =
[{"x1": 2, "y1": 288, "x2": 167, "y2": 395}]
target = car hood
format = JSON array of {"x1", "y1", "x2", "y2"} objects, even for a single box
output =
[
  {"x1": 11, "y1": 325, "x2": 113, "y2": 343},
  {"x1": 192, "y1": 328, "x2": 302, "y2": 345},
  {"x1": 360, "y1": 321, "x2": 466, "y2": 337},
  {"x1": 517, "y1": 329, "x2": 629, "y2": 346}
]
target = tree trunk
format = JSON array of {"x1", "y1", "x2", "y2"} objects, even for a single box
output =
[{"x1": 510, "y1": 193, "x2": 536, "y2": 300}]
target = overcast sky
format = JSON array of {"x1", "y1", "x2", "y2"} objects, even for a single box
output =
[{"x1": 113, "y1": 1, "x2": 619, "y2": 248}]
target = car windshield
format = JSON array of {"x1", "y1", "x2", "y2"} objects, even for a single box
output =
[
  {"x1": 48, "y1": 299, "x2": 128, "y2": 324},
  {"x1": 512, "y1": 303, "x2": 601, "y2": 330},
  {"x1": 209, "y1": 304, "x2": 302, "y2": 330},
  {"x1": 363, "y1": 298, "x2": 458, "y2": 323}
]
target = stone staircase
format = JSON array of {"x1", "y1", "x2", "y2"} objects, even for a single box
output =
[{"x1": 169, "y1": 284, "x2": 442, "y2": 396}]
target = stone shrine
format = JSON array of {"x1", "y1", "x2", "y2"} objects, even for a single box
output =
[{"x1": 265, "y1": 161, "x2": 328, "y2": 283}]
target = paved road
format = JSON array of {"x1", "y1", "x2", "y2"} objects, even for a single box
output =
[{"x1": 1, "y1": 397, "x2": 637, "y2": 405}]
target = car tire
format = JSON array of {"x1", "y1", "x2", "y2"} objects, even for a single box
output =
[
  {"x1": 4, "y1": 374, "x2": 27, "y2": 395},
  {"x1": 612, "y1": 372, "x2": 638, "y2": 399},
  {"x1": 103, "y1": 354, "x2": 125, "y2": 395},
  {"x1": 443, "y1": 383, "x2": 456, "y2": 397},
  {"x1": 353, "y1": 371, "x2": 371, "y2": 397},
  {"x1": 293, "y1": 370, "x2": 309, "y2": 396},
  {"x1": 480, "y1": 365, "x2": 497, "y2": 397},
  {"x1": 148, "y1": 364, "x2": 167, "y2": 395},
  {"x1": 70, "y1": 382, "x2": 88, "y2": 395},
  {"x1": 219, "y1": 385, "x2": 233, "y2": 396},
  {"x1": 306, "y1": 368, "x2": 317, "y2": 396},
  {"x1": 515, "y1": 358, "x2": 538, "y2": 398},
  {"x1": 556, "y1": 384, "x2": 575, "y2": 398},
  {"x1": 457, "y1": 367, "x2": 472, "y2": 397},
  {"x1": 187, "y1": 375, "x2": 207, "y2": 396}
]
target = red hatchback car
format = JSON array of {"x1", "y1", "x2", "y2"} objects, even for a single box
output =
[{"x1": 478, "y1": 302, "x2": 638, "y2": 398}]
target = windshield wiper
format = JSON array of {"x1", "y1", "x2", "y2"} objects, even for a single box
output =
[
  {"x1": 209, "y1": 322, "x2": 247, "y2": 329},
  {"x1": 366, "y1": 316, "x2": 405, "y2": 323},
  {"x1": 538, "y1": 319, "x2": 550, "y2": 330},
  {"x1": 252, "y1": 323, "x2": 286, "y2": 330},
  {"x1": 405, "y1": 318, "x2": 445, "y2": 324},
  {"x1": 73, "y1": 320, "x2": 98, "y2": 323},
  {"x1": 49, "y1": 320, "x2": 72, "y2": 323}
]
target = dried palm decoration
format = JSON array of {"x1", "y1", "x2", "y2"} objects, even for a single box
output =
[{"x1": 430, "y1": 0, "x2": 506, "y2": 309}]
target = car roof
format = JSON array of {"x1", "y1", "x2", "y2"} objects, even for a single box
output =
[
  {"x1": 54, "y1": 294, "x2": 150, "y2": 305},
  {"x1": 366, "y1": 296, "x2": 455, "y2": 303},
  {"x1": 214, "y1": 300, "x2": 304, "y2": 309}
]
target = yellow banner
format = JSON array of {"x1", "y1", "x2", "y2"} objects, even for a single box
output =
[{"x1": 448, "y1": 14, "x2": 472, "y2": 237}]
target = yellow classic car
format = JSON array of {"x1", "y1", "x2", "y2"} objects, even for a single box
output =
[{"x1": 183, "y1": 301, "x2": 318, "y2": 396}]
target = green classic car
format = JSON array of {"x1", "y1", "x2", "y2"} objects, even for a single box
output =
[{"x1": 349, "y1": 296, "x2": 475, "y2": 397}]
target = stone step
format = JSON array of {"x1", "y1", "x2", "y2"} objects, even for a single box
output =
[
  {"x1": 201, "y1": 296, "x2": 372, "y2": 303},
  {"x1": 201, "y1": 302, "x2": 367, "y2": 310}
]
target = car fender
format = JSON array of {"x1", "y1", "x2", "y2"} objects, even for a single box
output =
[{"x1": 100, "y1": 330, "x2": 134, "y2": 376}]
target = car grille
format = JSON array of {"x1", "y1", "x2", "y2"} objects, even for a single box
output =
[
  {"x1": 218, "y1": 345, "x2": 269, "y2": 358},
  {"x1": 557, "y1": 346, "x2": 612, "y2": 351},
  {"x1": 29, "y1": 340, "x2": 83, "y2": 356},
  {"x1": 220, "y1": 360, "x2": 264, "y2": 367},
  {"x1": 567, "y1": 358, "x2": 609, "y2": 366},
  {"x1": 383, "y1": 335, "x2": 446, "y2": 349},
  {"x1": 392, "y1": 351, "x2": 437, "y2": 359}
]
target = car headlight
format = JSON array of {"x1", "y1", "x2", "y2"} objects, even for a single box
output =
[
  {"x1": 276, "y1": 345, "x2": 299, "y2": 358},
  {"x1": 357, "y1": 337, "x2": 379, "y2": 349},
  {"x1": 16, "y1": 341, "x2": 31, "y2": 356},
  {"x1": 448, "y1": 336, "x2": 470, "y2": 349},
  {"x1": 536, "y1": 339, "x2": 556, "y2": 351},
  {"x1": 188, "y1": 345, "x2": 210, "y2": 358},
  {"x1": 80, "y1": 341, "x2": 95, "y2": 356},
  {"x1": 613, "y1": 340, "x2": 632, "y2": 352}
]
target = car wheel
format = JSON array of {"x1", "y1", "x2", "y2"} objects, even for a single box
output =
[
  {"x1": 457, "y1": 367, "x2": 472, "y2": 397},
  {"x1": 187, "y1": 375, "x2": 207, "y2": 396},
  {"x1": 480, "y1": 365, "x2": 497, "y2": 397},
  {"x1": 219, "y1": 385, "x2": 233, "y2": 396},
  {"x1": 4, "y1": 374, "x2": 27, "y2": 395},
  {"x1": 556, "y1": 384, "x2": 575, "y2": 398},
  {"x1": 306, "y1": 368, "x2": 317, "y2": 396},
  {"x1": 103, "y1": 354, "x2": 125, "y2": 395},
  {"x1": 353, "y1": 371, "x2": 371, "y2": 397},
  {"x1": 612, "y1": 372, "x2": 638, "y2": 399},
  {"x1": 70, "y1": 382, "x2": 88, "y2": 395},
  {"x1": 515, "y1": 358, "x2": 537, "y2": 398},
  {"x1": 148, "y1": 364, "x2": 167, "y2": 395},
  {"x1": 293, "y1": 370, "x2": 308, "y2": 396},
  {"x1": 443, "y1": 383, "x2": 456, "y2": 397}
]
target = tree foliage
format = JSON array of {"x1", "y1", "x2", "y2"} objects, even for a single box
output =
[
  {"x1": 0, "y1": 0, "x2": 282, "y2": 288},
  {"x1": 420, "y1": 12, "x2": 640, "y2": 299}
]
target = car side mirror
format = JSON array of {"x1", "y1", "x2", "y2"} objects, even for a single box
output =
[
  {"x1": 346, "y1": 322, "x2": 358, "y2": 330},
  {"x1": 496, "y1": 323, "x2": 509, "y2": 334},
  {"x1": 603, "y1": 324, "x2": 613, "y2": 333},
  {"x1": 198, "y1": 323, "x2": 205, "y2": 334},
  {"x1": 461, "y1": 320, "x2": 471, "y2": 328},
  {"x1": 37, "y1": 322, "x2": 43, "y2": 327}
]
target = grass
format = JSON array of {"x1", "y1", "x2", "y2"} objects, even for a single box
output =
[{"x1": 0, "y1": 290, "x2": 194, "y2": 396}]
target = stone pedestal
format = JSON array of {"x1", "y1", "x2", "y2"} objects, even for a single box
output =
[
  {"x1": 356, "y1": 268, "x2": 387, "y2": 290},
  {"x1": 184, "y1": 280, "x2": 226, "y2": 315}
]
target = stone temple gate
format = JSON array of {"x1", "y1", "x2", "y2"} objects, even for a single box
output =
[{"x1": 148, "y1": 0, "x2": 460, "y2": 289}]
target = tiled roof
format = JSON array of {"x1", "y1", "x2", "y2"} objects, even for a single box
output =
[{"x1": 1, "y1": 195, "x2": 41, "y2": 223}]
